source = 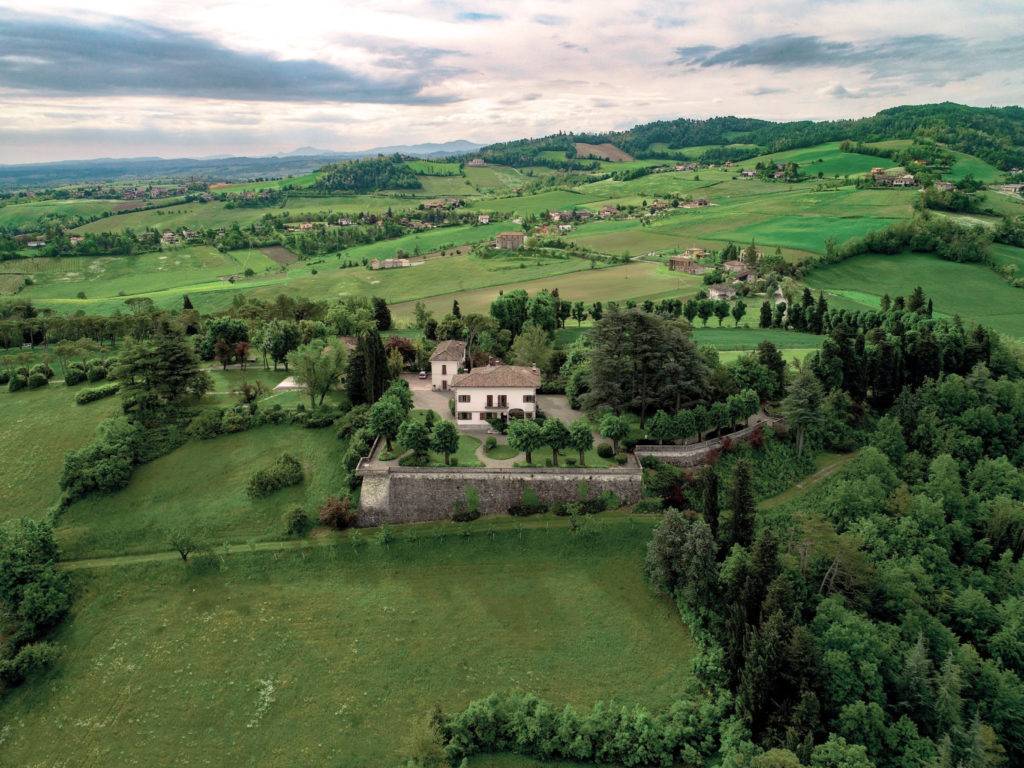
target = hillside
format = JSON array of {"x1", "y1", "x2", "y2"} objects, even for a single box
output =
[{"x1": 473, "y1": 103, "x2": 1024, "y2": 171}]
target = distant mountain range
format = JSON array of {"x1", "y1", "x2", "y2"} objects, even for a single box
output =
[{"x1": 0, "y1": 140, "x2": 487, "y2": 189}]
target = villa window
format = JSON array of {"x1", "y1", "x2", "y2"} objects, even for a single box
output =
[
  {"x1": 523, "y1": 394, "x2": 535, "y2": 403},
  {"x1": 458, "y1": 395, "x2": 470, "y2": 403}
]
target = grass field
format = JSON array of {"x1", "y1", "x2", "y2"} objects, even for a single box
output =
[
  {"x1": 690, "y1": 327, "x2": 825, "y2": 350},
  {"x1": 0, "y1": 198, "x2": 122, "y2": 228},
  {"x1": 390, "y1": 260, "x2": 700, "y2": 323},
  {"x1": 56, "y1": 424, "x2": 349, "y2": 560},
  {"x1": 740, "y1": 142, "x2": 894, "y2": 178},
  {"x1": 406, "y1": 160, "x2": 462, "y2": 175},
  {"x1": 805, "y1": 250, "x2": 1024, "y2": 340},
  {"x1": 0, "y1": 520, "x2": 693, "y2": 767},
  {"x1": 0, "y1": 383, "x2": 121, "y2": 521}
]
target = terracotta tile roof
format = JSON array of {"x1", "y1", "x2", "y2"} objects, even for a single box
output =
[
  {"x1": 451, "y1": 365, "x2": 541, "y2": 389},
  {"x1": 429, "y1": 339, "x2": 467, "y2": 362}
]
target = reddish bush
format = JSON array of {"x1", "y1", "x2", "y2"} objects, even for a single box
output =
[
  {"x1": 319, "y1": 496, "x2": 357, "y2": 529},
  {"x1": 749, "y1": 426, "x2": 764, "y2": 449},
  {"x1": 705, "y1": 448, "x2": 720, "y2": 465},
  {"x1": 720, "y1": 436, "x2": 735, "y2": 454}
]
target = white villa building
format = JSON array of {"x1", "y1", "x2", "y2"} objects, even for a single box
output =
[
  {"x1": 451, "y1": 365, "x2": 541, "y2": 426},
  {"x1": 429, "y1": 339, "x2": 467, "y2": 391}
]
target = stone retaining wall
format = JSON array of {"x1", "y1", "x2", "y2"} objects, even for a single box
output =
[
  {"x1": 634, "y1": 418, "x2": 782, "y2": 469},
  {"x1": 356, "y1": 458, "x2": 642, "y2": 527}
]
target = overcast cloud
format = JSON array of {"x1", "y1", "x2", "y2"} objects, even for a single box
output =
[{"x1": 0, "y1": 0, "x2": 1021, "y2": 163}]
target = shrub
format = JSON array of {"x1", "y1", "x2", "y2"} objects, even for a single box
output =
[
  {"x1": 220, "y1": 408, "x2": 251, "y2": 433},
  {"x1": 621, "y1": 437, "x2": 637, "y2": 453},
  {"x1": 86, "y1": 362, "x2": 107, "y2": 382},
  {"x1": 8, "y1": 373, "x2": 26, "y2": 391},
  {"x1": 452, "y1": 500, "x2": 480, "y2": 522},
  {"x1": 318, "y1": 496, "x2": 357, "y2": 529},
  {"x1": 282, "y1": 506, "x2": 312, "y2": 535},
  {"x1": 449, "y1": 456, "x2": 459, "y2": 467},
  {"x1": 304, "y1": 406, "x2": 340, "y2": 429},
  {"x1": 599, "y1": 490, "x2": 621, "y2": 509},
  {"x1": 186, "y1": 410, "x2": 223, "y2": 439},
  {"x1": 0, "y1": 370, "x2": 8, "y2": 385},
  {"x1": 596, "y1": 442, "x2": 614, "y2": 459},
  {"x1": 64, "y1": 367, "x2": 87, "y2": 386},
  {"x1": 565, "y1": 457, "x2": 577, "y2": 466},
  {"x1": 335, "y1": 403, "x2": 370, "y2": 439},
  {"x1": 30, "y1": 363, "x2": 54, "y2": 379},
  {"x1": 60, "y1": 416, "x2": 141, "y2": 500},
  {"x1": 27, "y1": 372, "x2": 48, "y2": 389},
  {"x1": 614, "y1": 453, "x2": 628, "y2": 465},
  {"x1": 632, "y1": 498, "x2": 664, "y2": 514},
  {"x1": 74, "y1": 383, "x2": 120, "y2": 405},
  {"x1": 508, "y1": 503, "x2": 546, "y2": 516},
  {"x1": 246, "y1": 453, "x2": 304, "y2": 498},
  {"x1": 484, "y1": 436, "x2": 497, "y2": 451}
]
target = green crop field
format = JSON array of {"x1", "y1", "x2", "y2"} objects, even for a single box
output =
[
  {"x1": 465, "y1": 165, "x2": 524, "y2": 192},
  {"x1": 390, "y1": 260, "x2": 700, "y2": 322},
  {"x1": 740, "y1": 142, "x2": 892, "y2": 178},
  {"x1": 0, "y1": 384, "x2": 121, "y2": 521},
  {"x1": 947, "y1": 151, "x2": 1004, "y2": 183},
  {"x1": 0, "y1": 520, "x2": 693, "y2": 767},
  {"x1": 0, "y1": 198, "x2": 122, "y2": 228},
  {"x1": 805, "y1": 251, "x2": 1024, "y2": 340},
  {"x1": 471, "y1": 189, "x2": 607, "y2": 216},
  {"x1": 711, "y1": 215, "x2": 896, "y2": 255},
  {"x1": 415, "y1": 175, "x2": 478, "y2": 196},
  {"x1": 216, "y1": 173, "x2": 320, "y2": 192},
  {"x1": 690, "y1": 327, "x2": 825, "y2": 350},
  {"x1": 406, "y1": 160, "x2": 461, "y2": 175}
]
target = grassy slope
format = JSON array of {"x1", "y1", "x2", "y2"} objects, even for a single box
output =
[
  {"x1": 56, "y1": 424, "x2": 349, "y2": 560},
  {"x1": 805, "y1": 250, "x2": 1024, "y2": 340},
  {"x1": 0, "y1": 198, "x2": 121, "y2": 228},
  {"x1": 0, "y1": 521, "x2": 694, "y2": 768},
  {"x1": 390, "y1": 261, "x2": 699, "y2": 322},
  {"x1": 0, "y1": 383, "x2": 120, "y2": 521}
]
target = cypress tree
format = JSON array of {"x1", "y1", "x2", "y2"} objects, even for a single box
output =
[
  {"x1": 726, "y1": 459, "x2": 757, "y2": 549},
  {"x1": 359, "y1": 330, "x2": 391, "y2": 404},
  {"x1": 700, "y1": 466, "x2": 720, "y2": 543}
]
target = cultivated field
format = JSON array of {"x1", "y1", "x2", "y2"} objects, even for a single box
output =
[
  {"x1": 574, "y1": 142, "x2": 635, "y2": 162},
  {"x1": 805, "y1": 250, "x2": 1024, "y2": 340}
]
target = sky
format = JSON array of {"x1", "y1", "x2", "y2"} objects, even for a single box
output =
[{"x1": 0, "y1": 0, "x2": 1022, "y2": 164}]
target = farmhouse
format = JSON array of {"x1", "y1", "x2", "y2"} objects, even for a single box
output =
[
  {"x1": 451, "y1": 365, "x2": 540, "y2": 426},
  {"x1": 684, "y1": 247, "x2": 708, "y2": 259},
  {"x1": 467, "y1": 158, "x2": 486, "y2": 167},
  {"x1": 69, "y1": 236, "x2": 84, "y2": 245},
  {"x1": 722, "y1": 259, "x2": 747, "y2": 273},
  {"x1": 495, "y1": 231, "x2": 525, "y2": 250},
  {"x1": 669, "y1": 255, "x2": 709, "y2": 274},
  {"x1": 675, "y1": 163, "x2": 698, "y2": 171},
  {"x1": 477, "y1": 214, "x2": 491, "y2": 224},
  {"x1": 892, "y1": 175, "x2": 917, "y2": 187},
  {"x1": 934, "y1": 181, "x2": 956, "y2": 192},
  {"x1": 370, "y1": 258, "x2": 411, "y2": 270},
  {"x1": 708, "y1": 283, "x2": 737, "y2": 301},
  {"x1": 733, "y1": 268, "x2": 757, "y2": 284},
  {"x1": 740, "y1": 170, "x2": 756, "y2": 178},
  {"x1": 429, "y1": 339, "x2": 467, "y2": 391}
]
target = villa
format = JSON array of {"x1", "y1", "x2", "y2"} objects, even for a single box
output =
[{"x1": 451, "y1": 365, "x2": 540, "y2": 426}]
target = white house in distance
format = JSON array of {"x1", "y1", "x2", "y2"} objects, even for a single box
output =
[
  {"x1": 429, "y1": 339, "x2": 467, "y2": 391},
  {"x1": 451, "y1": 365, "x2": 541, "y2": 426}
]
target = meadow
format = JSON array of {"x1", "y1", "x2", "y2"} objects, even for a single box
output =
[
  {"x1": 0, "y1": 519, "x2": 694, "y2": 768},
  {"x1": 389, "y1": 260, "x2": 700, "y2": 322},
  {"x1": 805, "y1": 249, "x2": 1024, "y2": 340},
  {"x1": 0, "y1": 383, "x2": 120, "y2": 521},
  {"x1": 56, "y1": 423, "x2": 350, "y2": 560},
  {"x1": 0, "y1": 198, "x2": 122, "y2": 228}
]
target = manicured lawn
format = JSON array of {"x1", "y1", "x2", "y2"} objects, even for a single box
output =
[
  {"x1": 0, "y1": 382, "x2": 120, "y2": 521},
  {"x1": 0, "y1": 520, "x2": 694, "y2": 767},
  {"x1": 56, "y1": 425, "x2": 350, "y2": 560},
  {"x1": 514, "y1": 445, "x2": 615, "y2": 468},
  {"x1": 486, "y1": 443, "x2": 520, "y2": 460}
]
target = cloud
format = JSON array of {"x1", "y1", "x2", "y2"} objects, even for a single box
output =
[
  {"x1": 560, "y1": 42, "x2": 589, "y2": 53},
  {"x1": 0, "y1": 11, "x2": 463, "y2": 105},
  {"x1": 746, "y1": 86, "x2": 790, "y2": 96},
  {"x1": 671, "y1": 33, "x2": 1024, "y2": 86},
  {"x1": 533, "y1": 14, "x2": 567, "y2": 26},
  {"x1": 455, "y1": 12, "x2": 502, "y2": 22}
]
